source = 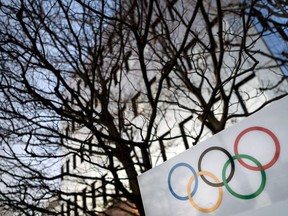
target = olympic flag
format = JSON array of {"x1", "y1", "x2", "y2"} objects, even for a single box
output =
[{"x1": 138, "y1": 96, "x2": 288, "y2": 216}]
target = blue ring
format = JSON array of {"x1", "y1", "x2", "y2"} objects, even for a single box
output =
[{"x1": 168, "y1": 162, "x2": 198, "y2": 200}]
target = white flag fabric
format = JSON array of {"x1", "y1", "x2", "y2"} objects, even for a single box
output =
[{"x1": 138, "y1": 96, "x2": 288, "y2": 216}]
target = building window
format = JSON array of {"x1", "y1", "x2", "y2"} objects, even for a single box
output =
[
  {"x1": 73, "y1": 154, "x2": 77, "y2": 169},
  {"x1": 82, "y1": 188, "x2": 87, "y2": 212},
  {"x1": 91, "y1": 181, "x2": 96, "y2": 209},
  {"x1": 66, "y1": 160, "x2": 70, "y2": 174}
]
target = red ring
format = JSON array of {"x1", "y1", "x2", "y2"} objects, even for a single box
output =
[{"x1": 234, "y1": 126, "x2": 280, "y2": 171}]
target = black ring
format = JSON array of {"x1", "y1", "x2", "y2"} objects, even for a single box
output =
[{"x1": 198, "y1": 146, "x2": 235, "y2": 187}]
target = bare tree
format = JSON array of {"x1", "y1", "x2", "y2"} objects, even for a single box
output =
[
  {"x1": 245, "y1": 0, "x2": 288, "y2": 70},
  {"x1": 0, "y1": 0, "x2": 287, "y2": 215}
]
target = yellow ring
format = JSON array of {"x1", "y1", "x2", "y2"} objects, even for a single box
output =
[{"x1": 187, "y1": 171, "x2": 223, "y2": 213}]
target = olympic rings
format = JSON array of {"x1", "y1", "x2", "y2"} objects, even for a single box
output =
[
  {"x1": 187, "y1": 171, "x2": 223, "y2": 213},
  {"x1": 222, "y1": 154, "x2": 266, "y2": 199},
  {"x1": 198, "y1": 147, "x2": 235, "y2": 187},
  {"x1": 168, "y1": 163, "x2": 198, "y2": 200},
  {"x1": 234, "y1": 126, "x2": 280, "y2": 171},
  {"x1": 167, "y1": 126, "x2": 280, "y2": 213}
]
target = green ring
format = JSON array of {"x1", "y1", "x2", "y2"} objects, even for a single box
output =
[{"x1": 222, "y1": 154, "x2": 266, "y2": 199}]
